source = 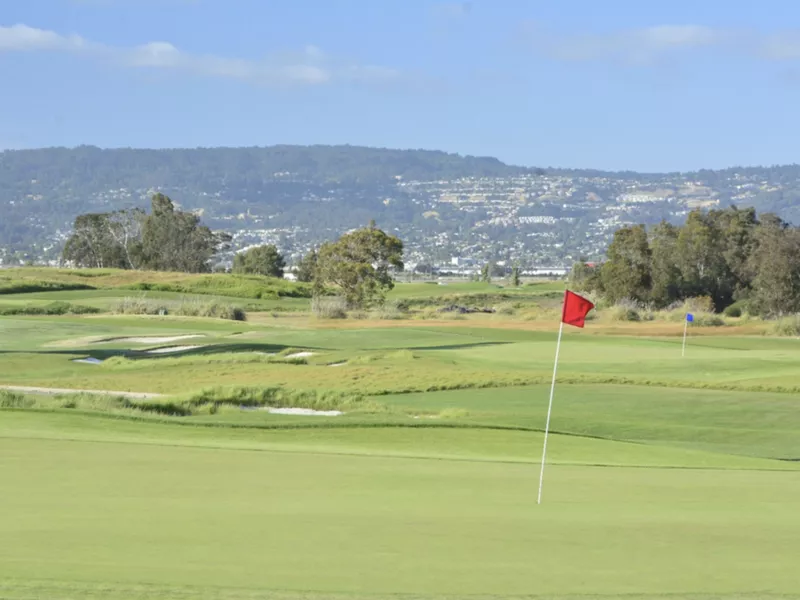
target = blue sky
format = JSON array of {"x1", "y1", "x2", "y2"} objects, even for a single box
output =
[{"x1": 1, "y1": 0, "x2": 799, "y2": 171}]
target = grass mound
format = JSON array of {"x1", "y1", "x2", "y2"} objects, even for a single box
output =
[
  {"x1": 0, "y1": 279, "x2": 95, "y2": 295},
  {"x1": 123, "y1": 273, "x2": 311, "y2": 299},
  {"x1": 0, "y1": 267, "x2": 311, "y2": 299}
]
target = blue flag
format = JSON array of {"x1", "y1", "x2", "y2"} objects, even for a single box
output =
[{"x1": 686, "y1": 313, "x2": 694, "y2": 322}]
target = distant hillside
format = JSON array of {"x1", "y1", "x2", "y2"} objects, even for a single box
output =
[
  {"x1": 0, "y1": 144, "x2": 531, "y2": 188},
  {"x1": 2, "y1": 144, "x2": 800, "y2": 268}
]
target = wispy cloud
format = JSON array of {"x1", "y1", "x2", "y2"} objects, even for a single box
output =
[
  {"x1": 526, "y1": 24, "x2": 731, "y2": 66},
  {"x1": 0, "y1": 23, "x2": 401, "y2": 87},
  {"x1": 69, "y1": 0, "x2": 199, "y2": 6},
  {"x1": 0, "y1": 24, "x2": 89, "y2": 52},
  {"x1": 760, "y1": 31, "x2": 800, "y2": 61},
  {"x1": 431, "y1": 2, "x2": 473, "y2": 19},
  {"x1": 524, "y1": 23, "x2": 800, "y2": 67}
]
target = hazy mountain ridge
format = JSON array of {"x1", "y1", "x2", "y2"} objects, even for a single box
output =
[{"x1": 2, "y1": 144, "x2": 800, "y2": 268}]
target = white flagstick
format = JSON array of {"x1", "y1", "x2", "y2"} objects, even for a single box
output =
[
  {"x1": 681, "y1": 318, "x2": 688, "y2": 358},
  {"x1": 538, "y1": 320, "x2": 564, "y2": 505}
]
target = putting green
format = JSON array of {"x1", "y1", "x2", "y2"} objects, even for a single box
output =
[{"x1": 1, "y1": 413, "x2": 799, "y2": 599}]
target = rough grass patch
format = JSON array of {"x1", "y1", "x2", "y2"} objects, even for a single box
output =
[
  {"x1": 112, "y1": 296, "x2": 246, "y2": 321},
  {"x1": 771, "y1": 315, "x2": 800, "y2": 337},
  {"x1": 0, "y1": 279, "x2": 95, "y2": 295},
  {"x1": 0, "y1": 390, "x2": 36, "y2": 409},
  {"x1": 179, "y1": 386, "x2": 385, "y2": 413},
  {"x1": 0, "y1": 301, "x2": 101, "y2": 316},
  {"x1": 312, "y1": 296, "x2": 348, "y2": 319},
  {"x1": 609, "y1": 305, "x2": 641, "y2": 322}
]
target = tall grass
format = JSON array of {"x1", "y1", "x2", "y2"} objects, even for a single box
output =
[
  {"x1": 112, "y1": 296, "x2": 246, "y2": 321},
  {"x1": 0, "y1": 387, "x2": 385, "y2": 417},
  {"x1": 0, "y1": 301, "x2": 101, "y2": 316},
  {"x1": 0, "y1": 390, "x2": 35, "y2": 408},
  {"x1": 371, "y1": 300, "x2": 409, "y2": 320},
  {"x1": 182, "y1": 386, "x2": 382, "y2": 413},
  {"x1": 312, "y1": 296, "x2": 348, "y2": 319},
  {"x1": 771, "y1": 315, "x2": 800, "y2": 337},
  {"x1": 595, "y1": 297, "x2": 727, "y2": 327}
]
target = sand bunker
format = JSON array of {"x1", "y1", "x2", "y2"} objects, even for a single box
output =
[
  {"x1": 145, "y1": 345, "x2": 201, "y2": 355},
  {"x1": 72, "y1": 357, "x2": 104, "y2": 365},
  {"x1": 266, "y1": 407, "x2": 343, "y2": 416},
  {"x1": 328, "y1": 362, "x2": 347, "y2": 367},
  {"x1": 285, "y1": 351, "x2": 315, "y2": 359},
  {"x1": 96, "y1": 335, "x2": 205, "y2": 345}
]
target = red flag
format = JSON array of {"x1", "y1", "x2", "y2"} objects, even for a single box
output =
[{"x1": 561, "y1": 290, "x2": 594, "y2": 328}]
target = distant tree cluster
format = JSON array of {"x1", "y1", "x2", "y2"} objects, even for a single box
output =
[
  {"x1": 62, "y1": 193, "x2": 231, "y2": 273},
  {"x1": 571, "y1": 207, "x2": 800, "y2": 316},
  {"x1": 63, "y1": 194, "x2": 405, "y2": 309},
  {"x1": 312, "y1": 221, "x2": 404, "y2": 308},
  {"x1": 232, "y1": 244, "x2": 285, "y2": 278}
]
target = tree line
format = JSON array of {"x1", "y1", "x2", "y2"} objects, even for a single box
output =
[
  {"x1": 63, "y1": 193, "x2": 231, "y2": 272},
  {"x1": 63, "y1": 195, "x2": 405, "y2": 308},
  {"x1": 570, "y1": 206, "x2": 800, "y2": 316}
]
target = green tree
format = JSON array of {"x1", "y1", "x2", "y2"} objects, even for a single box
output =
[
  {"x1": 675, "y1": 211, "x2": 734, "y2": 310},
  {"x1": 600, "y1": 225, "x2": 652, "y2": 303},
  {"x1": 511, "y1": 263, "x2": 521, "y2": 287},
  {"x1": 62, "y1": 213, "x2": 128, "y2": 269},
  {"x1": 139, "y1": 193, "x2": 229, "y2": 273},
  {"x1": 314, "y1": 225, "x2": 404, "y2": 308},
  {"x1": 106, "y1": 208, "x2": 145, "y2": 270},
  {"x1": 713, "y1": 206, "x2": 758, "y2": 300},
  {"x1": 749, "y1": 214, "x2": 800, "y2": 316},
  {"x1": 569, "y1": 261, "x2": 603, "y2": 293},
  {"x1": 649, "y1": 221, "x2": 681, "y2": 307},
  {"x1": 295, "y1": 249, "x2": 318, "y2": 283},
  {"x1": 481, "y1": 262, "x2": 492, "y2": 283},
  {"x1": 232, "y1": 244, "x2": 285, "y2": 277}
]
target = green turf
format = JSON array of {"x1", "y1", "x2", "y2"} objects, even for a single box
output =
[
  {"x1": 2, "y1": 283, "x2": 800, "y2": 599},
  {"x1": 1, "y1": 413, "x2": 799, "y2": 599},
  {"x1": 3, "y1": 317, "x2": 800, "y2": 395},
  {"x1": 379, "y1": 384, "x2": 800, "y2": 460}
]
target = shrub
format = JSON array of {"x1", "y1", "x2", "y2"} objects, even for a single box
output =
[
  {"x1": 609, "y1": 305, "x2": 641, "y2": 322},
  {"x1": 723, "y1": 300, "x2": 749, "y2": 318},
  {"x1": 684, "y1": 296, "x2": 715, "y2": 314},
  {"x1": 373, "y1": 300, "x2": 408, "y2": 320},
  {"x1": 494, "y1": 302, "x2": 517, "y2": 316},
  {"x1": 723, "y1": 305, "x2": 742, "y2": 318},
  {"x1": 312, "y1": 296, "x2": 348, "y2": 319},
  {"x1": 692, "y1": 314, "x2": 726, "y2": 327}
]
